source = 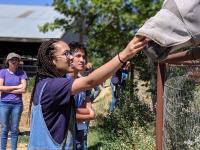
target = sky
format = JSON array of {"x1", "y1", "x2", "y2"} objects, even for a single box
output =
[{"x1": 0, "y1": 0, "x2": 53, "y2": 6}]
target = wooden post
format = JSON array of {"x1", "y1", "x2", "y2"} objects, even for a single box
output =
[
  {"x1": 130, "y1": 62, "x2": 134, "y2": 101},
  {"x1": 156, "y1": 63, "x2": 165, "y2": 150}
]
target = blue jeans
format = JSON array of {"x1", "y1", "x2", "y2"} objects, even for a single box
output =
[
  {"x1": 76, "y1": 129, "x2": 87, "y2": 150},
  {"x1": 0, "y1": 101, "x2": 23, "y2": 150},
  {"x1": 109, "y1": 83, "x2": 117, "y2": 113}
]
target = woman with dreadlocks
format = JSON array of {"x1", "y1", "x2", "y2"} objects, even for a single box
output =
[{"x1": 28, "y1": 36, "x2": 148, "y2": 150}]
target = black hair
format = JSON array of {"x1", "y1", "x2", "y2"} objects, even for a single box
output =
[
  {"x1": 29, "y1": 39, "x2": 64, "y2": 119},
  {"x1": 68, "y1": 42, "x2": 88, "y2": 63}
]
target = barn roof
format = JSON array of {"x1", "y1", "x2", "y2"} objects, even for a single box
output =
[{"x1": 0, "y1": 4, "x2": 66, "y2": 42}]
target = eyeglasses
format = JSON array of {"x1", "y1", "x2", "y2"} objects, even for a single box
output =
[
  {"x1": 63, "y1": 50, "x2": 75, "y2": 58},
  {"x1": 55, "y1": 49, "x2": 75, "y2": 59},
  {"x1": 10, "y1": 58, "x2": 20, "y2": 62}
]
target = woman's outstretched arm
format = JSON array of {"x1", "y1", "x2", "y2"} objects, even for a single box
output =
[{"x1": 71, "y1": 36, "x2": 148, "y2": 95}]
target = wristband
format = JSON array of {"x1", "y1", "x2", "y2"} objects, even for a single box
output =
[{"x1": 117, "y1": 53, "x2": 125, "y2": 64}]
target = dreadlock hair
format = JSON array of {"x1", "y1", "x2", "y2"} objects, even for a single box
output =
[
  {"x1": 69, "y1": 42, "x2": 88, "y2": 63},
  {"x1": 28, "y1": 39, "x2": 65, "y2": 123}
]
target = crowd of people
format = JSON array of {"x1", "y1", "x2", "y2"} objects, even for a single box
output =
[{"x1": 0, "y1": 35, "x2": 147, "y2": 150}]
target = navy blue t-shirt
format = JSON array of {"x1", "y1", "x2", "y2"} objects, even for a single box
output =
[{"x1": 33, "y1": 77, "x2": 73, "y2": 144}]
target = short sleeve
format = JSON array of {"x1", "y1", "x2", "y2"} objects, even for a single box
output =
[
  {"x1": 34, "y1": 77, "x2": 74, "y2": 109},
  {"x1": 20, "y1": 71, "x2": 28, "y2": 80},
  {"x1": 47, "y1": 78, "x2": 73, "y2": 106},
  {"x1": 0, "y1": 69, "x2": 5, "y2": 79}
]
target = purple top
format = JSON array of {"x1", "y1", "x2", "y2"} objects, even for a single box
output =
[
  {"x1": 33, "y1": 77, "x2": 74, "y2": 144},
  {"x1": 0, "y1": 69, "x2": 27, "y2": 104}
]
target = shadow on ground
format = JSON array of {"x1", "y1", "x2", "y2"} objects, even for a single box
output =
[
  {"x1": 19, "y1": 130, "x2": 30, "y2": 136},
  {"x1": 88, "y1": 142, "x2": 103, "y2": 150}
]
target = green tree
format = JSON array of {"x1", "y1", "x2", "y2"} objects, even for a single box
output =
[
  {"x1": 40, "y1": 0, "x2": 164, "y2": 112},
  {"x1": 40, "y1": 0, "x2": 163, "y2": 67}
]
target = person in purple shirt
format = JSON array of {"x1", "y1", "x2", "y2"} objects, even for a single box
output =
[
  {"x1": 28, "y1": 36, "x2": 147, "y2": 150},
  {"x1": 0, "y1": 52, "x2": 27, "y2": 150}
]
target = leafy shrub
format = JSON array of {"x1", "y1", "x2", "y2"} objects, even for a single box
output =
[{"x1": 99, "y1": 79, "x2": 155, "y2": 149}]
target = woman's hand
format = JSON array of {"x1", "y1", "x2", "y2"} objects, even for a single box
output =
[
  {"x1": 17, "y1": 84, "x2": 23, "y2": 89},
  {"x1": 119, "y1": 36, "x2": 148, "y2": 62},
  {"x1": 11, "y1": 80, "x2": 27, "y2": 93}
]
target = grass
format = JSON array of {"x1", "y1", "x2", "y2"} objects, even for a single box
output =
[
  {"x1": 88, "y1": 125, "x2": 155, "y2": 150},
  {"x1": 18, "y1": 135, "x2": 29, "y2": 144},
  {"x1": 87, "y1": 80, "x2": 155, "y2": 150},
  {"x1": 27, "y1": 77, "x2": 35, "y2": 92},
  {"x1": 88, "y1": 128, "x2": 104, "y2": 150}
]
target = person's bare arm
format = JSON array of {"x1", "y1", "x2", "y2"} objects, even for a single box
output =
[
  {"x1": 76, "y1": 97, "x2": 95, "y2": 122},
  {"x1": 76, "y1": 108, "x2": 90, "y2": 114},
  {"x1": 71, "y1": 36, "x2": 148, "y2": 95},
  {"x1": 76, "y1": 107, "x2": 95, "y2": 122},
  {"x1": 0, "y1": 78, "x2": 22, "y2": 92},
  {"x1": 10, "y1": 79, "x2": 27, "y2": 94}
]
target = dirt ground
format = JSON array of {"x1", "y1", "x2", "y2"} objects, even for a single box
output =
[{"x1": 19, "y1": 92, "x2": 31, "y2": 132}]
